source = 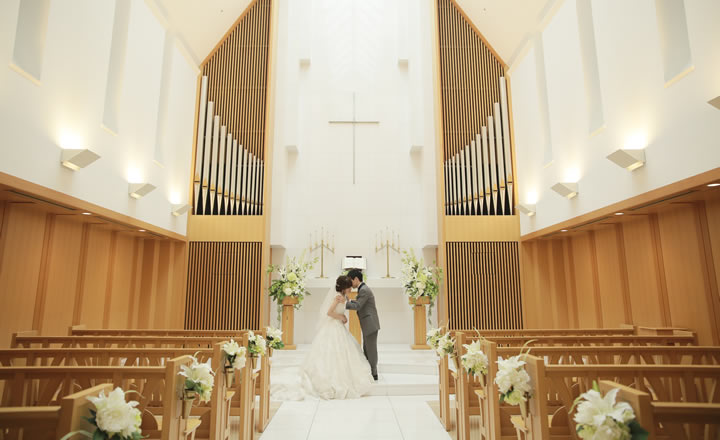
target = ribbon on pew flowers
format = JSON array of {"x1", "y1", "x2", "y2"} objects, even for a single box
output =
[
  {"x1": 571, "y1": 381, "x2": 648, "y2": 440},
  {"x1": 60, "y1": 387, "x2": 143, "y2": 440}
]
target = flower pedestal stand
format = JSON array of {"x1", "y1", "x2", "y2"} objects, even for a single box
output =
[
  {"x1": 410, "y1": 297, "x2": 431, "y2": 350},
  {"x1": 281, "y1": 296, "x2": 298, "y2": 350}
]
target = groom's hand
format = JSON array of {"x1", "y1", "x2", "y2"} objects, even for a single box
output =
[{"x1": 335, "y1": 294, "x2": 344, "y2": 302}]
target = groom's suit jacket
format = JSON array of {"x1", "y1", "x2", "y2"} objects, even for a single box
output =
[{"x1": 345, "y1": 283, "x2": 380, "y2": 336}]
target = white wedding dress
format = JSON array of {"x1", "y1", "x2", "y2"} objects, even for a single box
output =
[{"x1": 271, "y1": 290, "x2": 375, "y2": 400}]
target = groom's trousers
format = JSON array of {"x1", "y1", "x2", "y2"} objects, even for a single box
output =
[{"x1": 363, "y1": 331, "x2": 379, "y2": 377}]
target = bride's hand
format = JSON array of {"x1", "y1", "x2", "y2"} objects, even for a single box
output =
[{"x1": 335, "y1": 294, "x2": 344, "y2": 302}]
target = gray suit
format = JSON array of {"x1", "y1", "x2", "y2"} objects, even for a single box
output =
[{"x1": 345, "y1": 282, "x2": 380, "y2": 377}]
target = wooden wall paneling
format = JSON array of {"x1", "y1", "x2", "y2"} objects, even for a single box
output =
[
  {"x1": 72, "y1": 223, "x2": 91, "y2": 325},
  {"x1": 593, "y1": 225, "x2": 629, "y2": 327},
  {"x1": 0, "y1": 204, "x2": 46, "y2": 347},
  {"x1": 549, "y1": 239, "x2": 570, "y2": 328},
  {"x1": 78, "y1": 226, "x2": 112, "y2": 328},
  {"x1": 703, "y1": 194, "x2": 720, "y2": 337},
  {"x1": 137, "y1": 239, "x2": 158, "y2": 328},
  {"x1": 657, "y1": 204, "x2": 717, "y2": 344},
  {"x1": 41, "y1": 215, "x2": 83, "y2": 335},
  {"x1": 561, "y1": 237, "x2": 579, "y2": 328},
  {"x1": 170, "y1": 242, "x2": 188, "y2": 328},
  {"x1": 101, "y1": 231, "x2": 118, "y2": 328},
  {"x1": 32, "y1": 213, "x2": 56, "y2": 332},
  {"x1": 126, "y1": 237, "x2": 142, "y2": 329},
  {"x1": 152, "y1": 241, "x2": 172, "y2": 329},
  {"x1": 691, "y1": 201, "x2": 720, "y2": 343},
  {"x1": 533, "y1": 241, "x2": 553, "y2": 328},
  {"x1": 621, "y1": 216, "x2": 666, "y2": 327},
  {"x1": 587, "y1": 231, "x2": 605, "y2": 327},
  {"x1": 570, "y1": 232, "x2": 600, "y2": 327},
  {"x1": 106, "y1": 233, "x2": 135, "y2": 329}
]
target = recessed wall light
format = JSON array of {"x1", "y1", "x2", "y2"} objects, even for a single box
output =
[
  {"x1": 60, "y1": 148, "x2": 100, "y2": 171},
  {"x1": 516, "y1": 203, "x2": 536, "y2": 217},
  {"x1": 708, "y1": 183, "x2": 720, "y2": 187},
  {"x1": 128, "y1": 183, "x2": 156, "y2": 199},
  {"x1": 607, "y1": 149, "x2": 646, "y2": 171},
  {"x1": 561, "y1": 229, "x2": 568, "y2": 232},
  {"x1": 82, "y1": 212, "x2": 92, "y2": 216},
  {"x1": 551, "y1": 182, "x2": 579, "y2": 199},
  {"x1": 138, "y1": 229, "x2": 146, "y2": 232},
  {"x1": 615, "y1": 212, "x2": 624, "y2": 216}
]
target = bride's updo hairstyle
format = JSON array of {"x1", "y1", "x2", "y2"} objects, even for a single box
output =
[{"x1": 335, "y1": 275, "x2": 352, "y2": 293}]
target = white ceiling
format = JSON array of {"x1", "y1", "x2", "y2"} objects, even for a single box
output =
[
  {"x1": 451, "y1": 0, "x2": 553, "y2": 65},
  {"x1": 155, "y1": 0, "x2": 552, "y2": 68},
  {"x1": 153, "y1": 0, "x2": 253, "y2": 65}
]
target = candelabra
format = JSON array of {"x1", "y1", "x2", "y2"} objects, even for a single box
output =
[
  {"x1": 309, "y1": 227, "x2": 335, "y2": 278},
  {"x1": 375, "y1": 227, "x2": 400, "y2": 278}
]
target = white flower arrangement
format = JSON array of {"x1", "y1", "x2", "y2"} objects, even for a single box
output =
[
  {"x1": 179, "y1": 357, "x2": 215, "y2": 402},
  {"x1": 60, "y1": 387, "x2": 142, "y2": 440},
  {"x1": 434, "y1": 331, "x2": 455, "y2": 357},
  {"x1": 461, "y1": 340, "x2": 488, "y2": 378},
  {"x1": 495, "y1": 355, "x2": 532, "y2": 406},
  {"x1": 267, "y1": 253, "x2": 317, "y2": 323},
  {"x1": 248, "y1": 331, "x2": 267, "y2": 357},
  {"x1": 400, "y1": 249, "x2": 443, "y2": 323},
  {"x1": 266, "y1": 326, "x2": 285, "y2": 350},
  {"x1": 221, "y1": 339, "x2": 247, "y2": 370},
  {"x1": 426, "y1": 327, "x2": 444, "y2": 350},
  {"x1": 572, "y1": 383, "x2": 648, "y2": 440}
]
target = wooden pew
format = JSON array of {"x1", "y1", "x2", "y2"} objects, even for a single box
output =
[
  {"x1": 598, "y1": 380, "x2": 720, "y2": 440},
  {"x1": 510, "y1": 356, "x2": 720, "y2": 439},
  {"x1": 10, "y1": 331, "x2": 273, "y2": 431},
  {"x1": 68, "y1": 325, "x2": 246, "y2": 338},
  {"x1": 0, "y1": 383, "x2": 112, "y2": 440},
  {"x1": 0, "y1": 357, "x2": 203, "y2": 440},
  {"x1": 436, "y1": 330, "x2": 699, "y2": 432}
]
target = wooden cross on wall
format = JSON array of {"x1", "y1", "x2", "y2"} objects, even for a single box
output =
[{"x1": 328, "y1": 92, "x2": 379, "y2": 184}]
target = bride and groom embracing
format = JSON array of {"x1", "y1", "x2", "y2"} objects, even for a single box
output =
[{"x1": 271, "y1": 270, "x2": 381, "y2": 400}]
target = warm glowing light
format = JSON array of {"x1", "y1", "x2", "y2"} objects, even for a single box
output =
[
  {"x1": 58, "y1": 132, "x2": 84, "y2": 150},
  {"x1": 624, "y1": 133, "x2": 647, "y2": 150},
  {"x1": 127, "y1": 167, "x2": 142, "y2": 184},
  {"x1": 563, "y1": 167, "x2": 581, "y2": 183},
  {"x1": 169, "y1": 191, "x2": 182, "y2": 205},
  {"x1": 561, "y1": 229, "x2": 568, "y2": 232},
  {"x1": 138, "y1": 229, "x2": 146, "y2": 232},
  {"x1": 708, "y1": 183, "x2": 720, "y2": 187},
  {"x1": 82, "y1": 212, "x2": 92, "y2": 216},
  {"x1": 525, "y1": 190, "x2": 539, "y2": 205},
  {"x1": 615, "y1": 212, "x2": 624, "y2": 216}
]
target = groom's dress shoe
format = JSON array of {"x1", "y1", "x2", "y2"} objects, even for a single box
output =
[{"x1": 373, "y1": 375, "x2": 379, "y2": 381}]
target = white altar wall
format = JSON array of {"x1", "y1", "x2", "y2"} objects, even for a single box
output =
[{"x1": 267, "y1": 0, "x2": 440, "y2": 344}]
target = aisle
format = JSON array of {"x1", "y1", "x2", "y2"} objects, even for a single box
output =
[{"x1": 258, "y1": 395, "x2": 452, "y2": 440}]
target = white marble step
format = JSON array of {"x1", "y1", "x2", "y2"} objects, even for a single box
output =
[{"x1": 368, "y1": 373, "x2": 439, "y2": 396}]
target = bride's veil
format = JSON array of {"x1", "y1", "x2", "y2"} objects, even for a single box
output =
[{"x1": 316, "y1": 286, "x2": 340, "y2": 332}]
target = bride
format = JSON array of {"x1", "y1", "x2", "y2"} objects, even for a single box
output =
[{"x1": 271, "y1": 275, "x2": 375, "y2": 400}]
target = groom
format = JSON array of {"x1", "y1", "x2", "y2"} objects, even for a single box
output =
[{"x1": 343, "y1": 269, "x2": 380, "y2": 381}]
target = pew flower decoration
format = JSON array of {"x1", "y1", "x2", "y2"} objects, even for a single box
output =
[
  {"x1": 572, "y1": 382, "x2": 648, "y2": 440},
  {"x1": 426, "y1": 327, "x2": 444, "y2": 350},
  {"x1": 266, "y1": 326, "x2": 285, "y2": 350},
  {"x1": 435, "y1": 331, "x2": 455, "y2": 357},
  {"x1": 495, "y1": 355, "x2": 532, "y2": 406},
  {"x1": 461, "y1": 340, "x2": 488, "y2": 378},
  {"x1": 248, "y1": 331, "x2": 267, "y2": 357},
  {"x1": 179, "y1": 357, "x2": 215, "y2": 402},
  {"x1": 267, "y1": 253, "x2": 317, "y2": 323},
  {"x1": 400, "y1": 249, "x2": 443, "y2": 323},
  {"x1": 222, "y1": 339, "x2": 247, "y2": 370},
  {"x1": 60, "y1": 387, "x2": 142, "y2": 440}
]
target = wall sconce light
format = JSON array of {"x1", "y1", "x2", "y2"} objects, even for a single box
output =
[
  {"x1": 128, "y1": 183, "x2": 156, "y2": 199},
  {"x1": 516, "y1": 203, "x2": 536, "y2": 217},
  {"x1": 606, "y1": 149, "x2": 646, "y2": 171},
  {"x1": 709, "y1": 96, "x2": 720, "y2": 110},
  {"x1": 551, "y1": 182, "x2": 579, "y2": 199},
  {"x1": 60, "y1": 149, "x2": 100, "y2": 171},
  {"x1": 172, "y1": 204, "x2": 191, "y2": 216}
]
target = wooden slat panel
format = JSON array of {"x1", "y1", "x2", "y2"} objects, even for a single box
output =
[
  {"x1": 446, "y1": 241, "x2": 523, "y2": 330},
  {"x1": 185, "y1": 242, "x2": 262, "y2": 330}
]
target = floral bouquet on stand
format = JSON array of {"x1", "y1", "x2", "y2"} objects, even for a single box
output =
[
  {"x1": 266, "y1": 326, "x2": 284, "y2": 356},
  {"x1": 178, "y1": 357, "x2": 215, "y2": 419},
  {"x1": 400, "y1": 249, "x2": 443, "y2": 325},
  {"x1": 461, "y1": 339, "x2": 489, "y2": 386},
  {"x1": 221, "y1": 339, "x2": 246, "y2": 387},
  {"x1": 60, "y1": 387, "x2": 142, "y2": 440},
  {"x1": 247, "y1": 331, "x2": 267, "y2": 368},
  {"x1": 267, "y1": 253, "x2": 317, "y2": 324},
  {"x1": 571, "y1": 382, "x2": 648, "y2": 440}
]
